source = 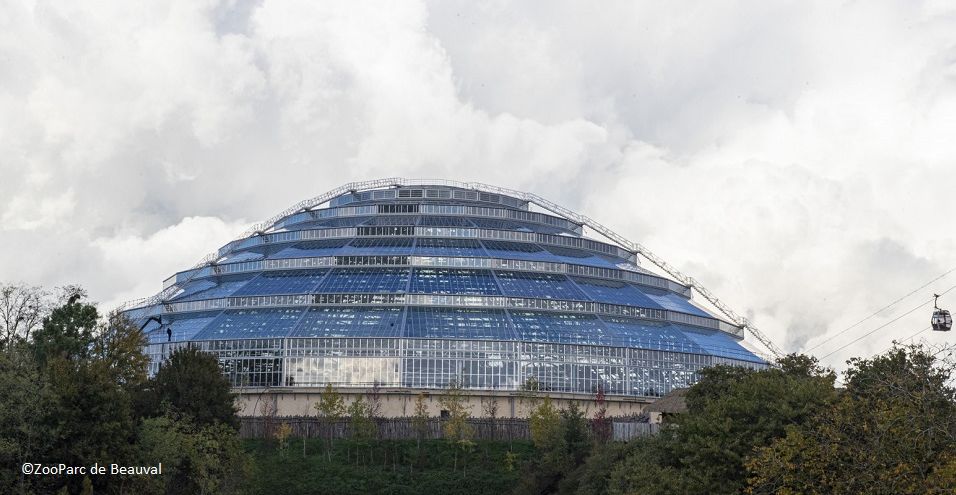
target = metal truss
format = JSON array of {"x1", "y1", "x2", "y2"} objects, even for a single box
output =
[{"x1": 118, "y1": 178, "x2": 784, "y2": 359}]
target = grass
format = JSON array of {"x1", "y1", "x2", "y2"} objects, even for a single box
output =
[{"x1": 243, "y1": 437, "x2": 536, "y2": 495}]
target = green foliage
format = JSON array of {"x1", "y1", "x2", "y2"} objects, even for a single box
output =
[
  {"x1": 92, "y1": 312, "x2": 150, "y2": 387},
  {"x1": 0, "y1": 344, "x2": 56, "y2": 494},
  {"x1": 558, "y1": 441, "x2": 633, "y2": 495},
  {"x1": 245, "y1": 438, "x2": 536, "y2": 495},
  {"x1": 529, "y1": 397, "x2": 562, "y2": 451},
  {"x1": 516, "y1": 399, "x2": 595, "y2": 495},
  {"x1": 0, "y1": 288, "x2": 249, "y2": 494},
  {"x1": 131, "y1": 414, "x2": 251, "y2": 495},
  {"x1": 316, "y1": 383, "x2": 347, "y2": 420},
  {"x1": 316, "y1": 383, "x2": 347, "y2": 461},
  {"x1": 412, "y1": 392, "x2": 429, "y2": 441},
  {"x1": 610, "y1": 355, "x2": 837, "y2": 495},
  {"x1": 275, "y1": 423, "x2": 293, "y2": 456},
  {"x1": 439, "y1": 379, "x2": 474, "y2": 472},
  {"x1": 747, "y1": 345, "x2": 956, "y2": 494},
  {"x1": 438, "y1": 379, "x2": 473, "y2": 443},
  {"x1": 150, "y1": 346, "x2": 240, "y2": 429},
  {"x1": 30, "y1": 295, "x2": 98, "y2": 366},
  {"x1": 348, "y1": 397, "x2": 376, "y2": 442}
]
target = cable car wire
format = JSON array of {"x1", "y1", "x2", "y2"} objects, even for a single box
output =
[
  {"x1": 819, "y1": 284, "x2": 956, "y2": 360},
  {"x1": 805, "y1": 266, "x2": 956, "y2": 352}
]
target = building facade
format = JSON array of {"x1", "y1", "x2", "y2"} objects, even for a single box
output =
[{"x1": 123, "y1": 180, "x2": 765, "y2": 415}]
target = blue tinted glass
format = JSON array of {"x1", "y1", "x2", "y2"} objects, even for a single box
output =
[
  {"x1": 413, "y1": 238, "x2": 487, "y2": 257},
  {"x1": 318, "y1": 217, "x2": 371, "y2": 228},
  {"x1": 270, "y1": 239, "x2": 348, "y2": 259},
  {"x1": 409, "y1": 269, "x2": 501, "y2": 295},
  {"x1": 510, "y1": 311, "x2": 614, "y2": 344},
  {"x1": 600, "y1": 317, "x2": 704, "y2": 352},
  {"x1": 231, "y1": 269, "x2": 328, "y2": 296},
  {"x1": 418, "y1": 216, "x2": 475, "y2": 227},
  {"x1": 405, "y1": 307, "x2": 515, "y2": 339},
  {"x1": 482, "y1": 240, "x2": 563, "y2": 262},
  {"x1": 220, "y1": 250, "x2": 264, "y2": 263},
  {"x1": 643, "y1": 289, "x2": 711, "y2": 317},
  {"x1": 545, "y1": 246, "x2": 620, "y2": 268},
  {"x1": 469, "y1": 218, "x2": 526, "y2": 230},
  {"x1": 147, "y1": 311, "x2": 223, "y2": 343},
  {"x1": 193, "y1": 308, "x2": 304, "y2": 339},
  {"x1": 315, "y1": 268, "x2": 410, "y2": 293},
  {"x1": 170, "y1": 280, "x2": 217, "y2": 300},
  {"x1": 362, "y1": 216, "x2": 419, "y2": 226},
  {"x1": 171, "y1": 274, "x2": 256, "y2": 302},
  {"x1": 496, "y1": 271, "x2": 588, "y2": 300},
  {"x1": 340, "y1": 238, "x2": 414, "y2": 255},
  {"x1": 290, "y1": 306, "x2": 403, "y2": 337},
  {"x1": 572, "y1": 277, "x2": 662, "y2": 308},
  {"x1": 675, "y1": 325, "x2": 765, "y2": 363}
]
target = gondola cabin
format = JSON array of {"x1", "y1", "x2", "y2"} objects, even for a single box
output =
[
  {"x1": 932, "y1": 294, "x2": 952, "y2": 332},
  {"x1": 932, "y1": 309, "x2": 952, "y2": 332}
]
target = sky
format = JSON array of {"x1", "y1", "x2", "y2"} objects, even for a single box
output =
[{"x1": 1, "y1": 0, "x2": 955, "y2": 370}]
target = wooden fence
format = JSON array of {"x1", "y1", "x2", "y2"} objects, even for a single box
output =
[
  {"x1": 612, "y1": 422, "x2": 660, "y2": 441},
  {"x1": 240, "y1": 417, "x2": 657, "y2": 442}
]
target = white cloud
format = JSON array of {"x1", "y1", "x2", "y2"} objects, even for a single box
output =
[{"x1": 1, "y1": 0, "x2": 954, "y2": 369}]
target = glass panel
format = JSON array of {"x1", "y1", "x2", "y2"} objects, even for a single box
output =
[
  {"x1": 405, "y1": 308, "x2": 515, "y2": 339},
  {"x1": 496, "y1": 271, "x2": 588, "y2": 300},
  {"x1": 147, "y1": 311, "x2": 223, "y2": 343},
  {"x1": 544, "y1": 246, "x2": 620, "y2": 268},
  {"x1": 509, "y1": 311, "x2": 614, "y2": 344},
  {"x1": 418, "y1": 216, "x2": 475, "y2": 227},
  {"x1": 231, "y1": 269, "x2": 328, "y2": 296},
  {"x1": 193, "y1": 308, "x2": 304, "y2": 339},
  {"x1": 340, "y1": 237, "x2": 415, "y2": 255},
  {"x1": 676, "y1": 325, "x2": 765, "y2": 363},
  {"x1": 170, "y1": 274, "x2": 256, "y2": 302},
  {"x1": 290, "y1": 307, "x2": 404, "y2": 338},
  {"x1": 643, "y1": 288, "x2": 712, "y2": 317},
  {"x1": 600, "y1": 316, "x2": 703, "y2": 352},
  {"x1": 270, "y1": 239, "x2": 349, "y2": 259},
  {"x1": 480, "y1": 240, "x2": 556, "y2": 262},
  {"x1": 572, "y1": 277, "x2": 663, "y2": 308},
  {"x1": 314, "y1": 268, "x2": 410, "y2": 293},
  {"x1": 413, "y1": 238, "x2": 487, "y2": 257},
  {"x1": 409, "y1": 268, "x2": 501, "y2": 295}
]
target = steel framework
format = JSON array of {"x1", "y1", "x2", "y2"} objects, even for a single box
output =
[{"x1": 118, "y1": 178, "x2": 784, "y2": 358}]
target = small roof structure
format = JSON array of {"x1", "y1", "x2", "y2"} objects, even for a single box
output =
[{"x1": 645, "y1": 388, "x2": 689, "y2": 414}]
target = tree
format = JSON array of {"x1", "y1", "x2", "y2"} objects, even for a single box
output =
[
  {"x1": 0, "y1": 283, "x2": 50, "y2": 345},
  {"x1": 610, "y1": 354, "x2": 837, "y2": 495},
  {"x1": 438, "y1": 378, "x2": 474, "y2": 471},
  {"x1": 412, "y1": 392, "x2": 429, "y2": 460},
  {"x1": 592, "y1": 385, "x2": 611, "y2": 445},
  {"x1": 131, "y1": 414, "x2": 250, "y2": 495},
  {"x1": 274, "y1": 422, "x2": 293, "y2": 457},
  {"x1": 30, "y1": 293, "x2": 98, "y2": 366},
  {"x1": 315, "y1": 383, "x2": 346, "y2": 462},
  {"x1": 150, "y1": 346, "x2": 239, "y2": 429},
  {"x1": 348, "y1": 397, "x2": 375, "y2": 465},
  {"x1": 516, "y1": 396, "x2": 569, "y2": 494},
  {"x1": 0, "y1": 344, "x2": 56, "y2": 494},
  {"x1": 747, "y1": 345, "x2": 956, "y2": 494},
  {"x1": 93, "y1": 311, "x2": 149, "y2": 387}
]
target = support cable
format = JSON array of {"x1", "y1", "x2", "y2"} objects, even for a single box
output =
[
  {"x1": 805, "y1": 266, "x2": 956, "y2": 352},
  {"x1": 820, "y1": 284, "x2": 956, "y2": 360}
]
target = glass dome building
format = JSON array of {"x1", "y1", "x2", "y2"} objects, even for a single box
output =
[{"x1": 123, "y1": 179, "x2": 765, "y2": 404}]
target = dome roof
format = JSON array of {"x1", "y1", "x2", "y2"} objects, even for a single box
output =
[{"x1": 125, "y1": 179, "x2": 764, "y2": 397}]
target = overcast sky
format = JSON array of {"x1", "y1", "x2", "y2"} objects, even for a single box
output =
[{"x1": 2, "y1": 0, "x2": 954, "y2": 369}]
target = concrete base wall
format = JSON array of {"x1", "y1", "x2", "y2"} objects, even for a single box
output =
[{"x1": 237, "y1": 387, "x2": 650, "y2": 419}]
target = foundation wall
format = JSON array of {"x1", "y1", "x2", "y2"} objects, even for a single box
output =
[{"x1": 237, "y1": 387, "x2": 650, "y2": 419}]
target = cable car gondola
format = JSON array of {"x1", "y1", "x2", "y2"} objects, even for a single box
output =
[{"x1": 931, "y1": 294, "x2": 952, "y2": 332}]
